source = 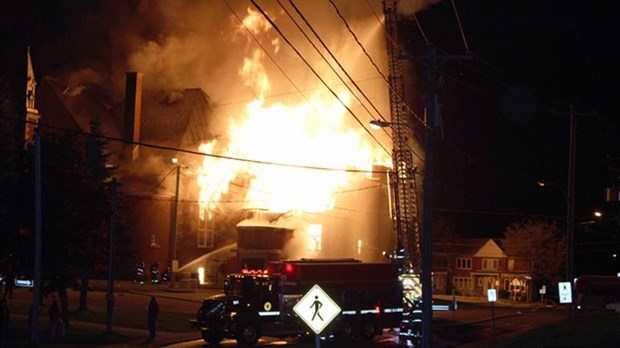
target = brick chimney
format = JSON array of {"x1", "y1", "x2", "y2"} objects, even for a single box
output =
[{"x1": 123, "y1": 72, "x2": 143, "y2": 161}]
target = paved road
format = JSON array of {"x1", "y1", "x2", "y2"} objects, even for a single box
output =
[{"x1": 8, "y1": 284, "x2": 563, "y2": 347}]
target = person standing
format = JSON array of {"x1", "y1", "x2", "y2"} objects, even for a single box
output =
[
  {"x1": 0, "y1": 298, "x2": 9, "y2": 347},
  {"x1": 2, "y1": 272, "x2": 14, "y2": 300},
  {"x1": 48, "y1": 300, "x2": 64, "y2": 342},
  {"x1": 146, "y1": 296, "x2": 159, "y2": 340}
]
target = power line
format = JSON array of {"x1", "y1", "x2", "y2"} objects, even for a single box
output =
[
  {"x1": 279, "y1": 0, "x2": 390, "y2": 138},
  {"x1": 2, "y1": 115, "x2": 388, "y2": 175},
  {"x1": 248, "y1": 0, "x2": 390, "y2": 157}
]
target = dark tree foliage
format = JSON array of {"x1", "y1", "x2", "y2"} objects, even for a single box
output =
[
  {"x1": 503, "y1": 218, "x2": 567, "y2": 287},
  {"x1": 0, "y1": 76, "x2": 29, "y2": 275},
  {"x1": 0, "y1": 118, "x2": 135, "y2": 318}
]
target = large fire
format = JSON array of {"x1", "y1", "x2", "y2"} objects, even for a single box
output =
[{"x1": 196, "y1": 7, "x2": 389, "y2": 219}]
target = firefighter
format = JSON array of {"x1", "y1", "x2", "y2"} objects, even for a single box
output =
[
  {"x1": 160, "y1": 266, "x2": 170, "y2": 284},
  {"x1": 150, "y1": 262, "x2": 159, "y2": 284},
  {"x1": 134, "y1": 262, "x2": 145, "y2": 285}
]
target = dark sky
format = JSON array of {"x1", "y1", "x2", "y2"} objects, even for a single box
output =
[
  {"x1": 2, "y1": 0, "x2": 620, "y2": 274},
  {"x1": 407, "y1": 1, "x2": 620, "y2": 274},
  {"x1": 405, "y1": 1, "x2": 620, "y2": 225}
]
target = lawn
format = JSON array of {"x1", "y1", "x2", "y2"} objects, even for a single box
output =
[
  {"x1": 4, "y1": 290, "x2": 195, "y2": 347},
  {"x1": 497, "y1": 311, "x2": 620, "y2": 348}
]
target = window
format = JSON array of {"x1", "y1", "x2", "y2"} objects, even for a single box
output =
[
  {"x1": 432, "y1": 274, "x2": 446, "y2": 290},
  {"x1": 150, "y1": 233, "x2": 160, "y2": 248},
  {"x1": 508, "y1": 259, "x2": 515, "y2": 271},
  {"x1": 198, "y1": 209, "x2": 214, "y2": 248},
  {"x1": 453, "y1": 277, "x2": 472, "y2": 290},
  {"x1": 435, "y1": 256, "x2": 448, "y2": 268},
  {"x1": 456, "y1": 258, "x2": 472, "y2": 269},
  {"x1": 482, "y1": 258, "x2": 499, "y2": 270}
]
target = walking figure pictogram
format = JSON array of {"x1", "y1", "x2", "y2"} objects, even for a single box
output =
[{"x1": 311, "y1": 295, "x2": 323, "y2": 321}]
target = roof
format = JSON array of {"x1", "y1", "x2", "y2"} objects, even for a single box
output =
[
  {"x1": 436, "y1": 238, "x2": 509, "y2": 258},
  {"x1": 39, "y1": 76, "x2": 214, "y2": 149},
  {"x1": 117, "y1": 88, "x2": 214, "y2": 150},
  {"x1": 38, "y1": 76, "x2": 121, "y2": 139}
]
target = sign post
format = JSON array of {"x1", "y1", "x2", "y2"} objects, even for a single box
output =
[
  {"x1": 487, "y1": 289, "x2": 497, "y2": 343},
  {"x1": 558, "y1": 282, "x2": 572, "y2": 304},
  {"x1": 293, "y1": 284, "x2": 341, "y2": 348}
]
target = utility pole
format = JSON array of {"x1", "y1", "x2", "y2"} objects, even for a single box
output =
[
  {"x1": 170, "y1": 161, "x2": 181, "y2": 287},
  {"x1": 106, "y1": 178, "x2": 118, "y2": 333},
  {"x1": 552, "y1": 105, "x2": 596, "y2": 319},
  {"x1": 401, "y1": 43, "x2": 471, "y2": 347},
  {"x1": 30, "y1": 128, "x2": 42, "y2": 344}
]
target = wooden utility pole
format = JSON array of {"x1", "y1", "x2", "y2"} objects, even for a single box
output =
[
  {"x1": 30, "y1": 129, "x2": 42, "y2": 344},
  {"x1": 400, "y1": 43, "x2": 471, "y2": 347},
  {"x1": 106, "y1": 178, "x2": 118, "y2": 333},
  {"x1": 552, "y1": 106, "x2": 597, "y2": 319}
]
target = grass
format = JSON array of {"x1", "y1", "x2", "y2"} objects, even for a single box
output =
[
  {"x1": 496, "y1": 311, "x2": 620, "y2": 348},
  {"x1": 4, "y1": 289, "x2": 195, "y2": 347}
]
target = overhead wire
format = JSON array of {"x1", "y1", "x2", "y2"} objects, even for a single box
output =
[
  {"x1": 282, "y1": 0, "x2": 397, "y2": 152},
  {"x1": 324, "y1": 0, "x2": 426, "y2": 167},
  {"x1": 5, "y1": 115, "x2": 386, "y2": 175},
  {"x1": 223, "y1": 0, "x2": 379, "y2": 149},
  {"x1": 393, "y1": 1, "x2": 571, "y2": 220},
  {"x1": 331, "y1": 0, "x2": 429, "y2": 131},
  {"x1": 248, "y1": 0, "x2": 390, "y2": 156},
  {"x1": 450, "y1": 0, "x2": 469, "y2": 52},
  {"x1": 280, "y1": 0, "x2": 389, "y2": 133},
  {"x1": 408, "y1": 6, "x2": 613, "y2": 225}
]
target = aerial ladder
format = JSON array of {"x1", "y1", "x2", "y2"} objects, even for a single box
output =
[{"x1": 381, "y1": 0, "x2": 423, "y2": 344}]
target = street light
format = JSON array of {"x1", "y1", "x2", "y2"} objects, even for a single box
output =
[
  {"x1": 369, "y1": 119, "x2": 391, "y2": 130},
  {"x1": 370, "y1": 119, "x2": 434, "y2": 346}
]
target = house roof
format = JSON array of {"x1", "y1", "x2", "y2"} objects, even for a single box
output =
[
  {"x1": 38, "y1": 76, "x2": 121, "y2": 139},
  {"x1": 473, "y1": 239, "x2": 507, "y2": 258},
  {"x1": 436, "y1": 238, "x2": 509, "y2": 258},
  {"x1": 38, "y1": 76, "x2": 214, "y2": 152},
  {"x1": 114, "y1": 88, "x2": 213, "y2": 150}
]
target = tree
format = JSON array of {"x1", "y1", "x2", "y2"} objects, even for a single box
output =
[
  {"x1": 433, "y1": 216, "x2": 461, "y2": 253},
  {"x1": 16, "y1": 121, "x2": 125, "y2": 322},
  {"x1": 503, "y1": 218, "x2": 567, "y2": 286},
  {"x1": 76, "y1": 120, "x2": 117, "y2": 311}
]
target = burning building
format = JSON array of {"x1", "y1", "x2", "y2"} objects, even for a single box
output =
[{"x1": 27, "y1": 1, "x2": 400, "y2": 285}]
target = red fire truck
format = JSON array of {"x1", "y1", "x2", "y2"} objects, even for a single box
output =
[{"x1": 190, "y1": 258, "x2": 403, "y2": 346}]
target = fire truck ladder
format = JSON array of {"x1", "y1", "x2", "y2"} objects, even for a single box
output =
[{"x1": 382, "y1": 0, "x2": 423, "y2": 343}]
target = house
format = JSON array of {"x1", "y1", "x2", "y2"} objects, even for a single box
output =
[
  {"x1": 31, "y1": 70, "x2": 233, "y2": 282},
  {"x1": 26, "y1": 67, "x2": 393, "y2": 285},
  {"x1": 433, "y1": 238, "x2": 533, "y2": 301}
]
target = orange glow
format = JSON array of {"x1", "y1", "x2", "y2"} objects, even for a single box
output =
[{"x1": 197, "y1": 6, "x2": 389, "y2": 219}]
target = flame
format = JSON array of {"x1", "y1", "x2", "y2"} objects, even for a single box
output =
[{"x1": 197, "y1": 7, "x2": 388, "y2": 218}]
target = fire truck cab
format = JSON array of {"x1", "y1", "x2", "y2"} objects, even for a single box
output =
[
  {"x1": 190, "y1": 259, "x2": 403, "y2": 346},
  {"x1": 272, "y1": 258, "x2": 404, "y2": 341},
  {"x1": 190, "y1": 270, "x2": 281, "y2": 346}
]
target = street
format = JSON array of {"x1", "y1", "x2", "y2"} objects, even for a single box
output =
[{"x1": 7, "y1": 285, "x2": 566, "y2": 347}]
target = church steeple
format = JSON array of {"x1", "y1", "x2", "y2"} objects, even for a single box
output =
[{"x1": 25, "y1": 46, "x2": 40, "y2": 144}]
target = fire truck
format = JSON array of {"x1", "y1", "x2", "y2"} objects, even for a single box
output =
[{"x1": 190, "y1": 258, "x2": 404, "y2": 346}]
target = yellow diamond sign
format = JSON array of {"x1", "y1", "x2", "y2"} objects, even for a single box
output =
[{"x1": 293, "y1": 284, "x2": 341, "y2": 334}]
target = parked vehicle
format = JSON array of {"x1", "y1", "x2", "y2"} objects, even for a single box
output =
[
  {"x1": 190, "y1": 258, "x2": 403, "y2": 346},
  {"x1": 574, "y1": 275, "x2": 620, "y2": 310}
]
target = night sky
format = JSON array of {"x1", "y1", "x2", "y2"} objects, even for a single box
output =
[{"x1": 2, "y1": 0, "x2": 620, "y2": 275}]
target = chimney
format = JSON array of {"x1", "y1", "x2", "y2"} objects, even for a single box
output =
[{"x1": 123, "y1": 72, "x2": 143, "y2": 161}]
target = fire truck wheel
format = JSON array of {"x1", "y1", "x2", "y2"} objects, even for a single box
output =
[
  {"x1": 201, "y1": 330, "x2": 223, "y2": 345},
  {"x1": 236, "y1": 317, "x2": 262, "y2": 346},
  {"x1": 339, "y1": 320, "x2": 354, "y2": 340},
  {"x1": 358, "y1": 317, "x2": 379, "y2": 341}
]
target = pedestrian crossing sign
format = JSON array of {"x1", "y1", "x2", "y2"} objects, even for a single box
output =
[
  {"x1": 558, "y1": 281, "x2": 573, "y2": 304},
  {"x1": 293, "y1": 284, "x2": 341, "y2": 334}
]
